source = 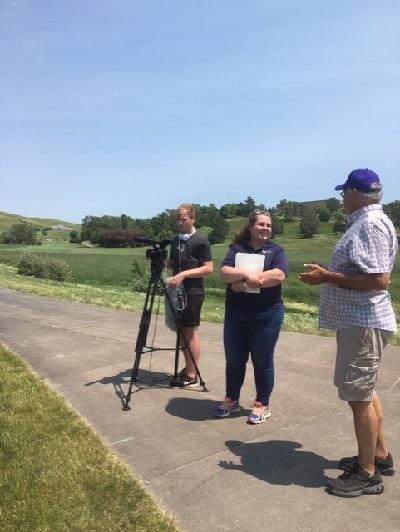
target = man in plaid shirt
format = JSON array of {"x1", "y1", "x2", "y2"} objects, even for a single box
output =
[{"x1": 299, "y1": 168, "x2": 398, "y2": 498}]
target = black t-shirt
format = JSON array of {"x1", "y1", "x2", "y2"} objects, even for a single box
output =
[{"x1": 169, "y1": 232, "x2": 213, "y2": 295}]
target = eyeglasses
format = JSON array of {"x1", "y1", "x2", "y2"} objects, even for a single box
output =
[{"x1": 339, "y1": 189, "x2": 353, "y2": 198}]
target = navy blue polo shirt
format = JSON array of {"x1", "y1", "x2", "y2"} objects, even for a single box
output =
[{"x1": 221, "y1": 241, "x2": 289, "y2": 311}]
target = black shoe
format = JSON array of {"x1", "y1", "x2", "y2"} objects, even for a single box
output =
[
  {"x1": 169, "y1": 372, "x2": 199, "y2": 388},
  {"x1": 328, "y1": 465, "x2": 384, "y2": 498},
  {"x1": 339, "y1": 452, "x2": 395, "y2": 476}
]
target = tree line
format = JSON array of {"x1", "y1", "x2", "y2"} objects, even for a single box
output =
[
  {"x1": 2, "y1": 197, "x2": 400, "y2": 246},
  {"x1": 78, "y1": 197, "x2": 346, "y2": 245}
]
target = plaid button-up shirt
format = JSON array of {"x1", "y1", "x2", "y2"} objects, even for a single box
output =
[{"x1": 319, "y1": 204, "x2": 398, "y2": 331}]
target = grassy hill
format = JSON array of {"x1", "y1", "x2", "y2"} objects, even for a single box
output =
[{"x1": 0, "y1": 212, "x2": 81, "y2": 233}]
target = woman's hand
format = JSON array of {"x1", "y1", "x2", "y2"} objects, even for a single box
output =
[
  {"x1": 245, "y1": 272, "x2": 262, "y2": 288},
  {"x1": 231, "y1": 280, "x2": 247, "y2": 292}
]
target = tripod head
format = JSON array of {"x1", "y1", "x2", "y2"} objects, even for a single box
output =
[{"x1": 134, "y1": 237, "x2": 172, "y2": 278}]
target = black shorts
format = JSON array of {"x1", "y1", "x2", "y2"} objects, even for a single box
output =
[{"x1": 179, "y1": 293, "x2": 205, "y2": 327}]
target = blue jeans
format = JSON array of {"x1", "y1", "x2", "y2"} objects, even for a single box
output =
[{"x1": 223, "y1": 303, "x2": 284, "y2": 406}]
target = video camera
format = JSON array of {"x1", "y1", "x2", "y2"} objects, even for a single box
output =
[{"x1": 134, "y1": 237, "x2": 172, "y2": 262}]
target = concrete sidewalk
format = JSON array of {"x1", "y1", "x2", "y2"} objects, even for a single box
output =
[{"x1": 1, "y1": 287, "x2": 399, "y2": 532}]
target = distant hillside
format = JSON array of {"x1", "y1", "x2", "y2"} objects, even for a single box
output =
[{"x1": 0, "y1": 212, "x2": 81, "y2": 232}]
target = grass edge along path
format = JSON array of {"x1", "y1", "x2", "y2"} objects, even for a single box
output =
[{"x1": 0, "y1": 343, "x2": 181, "y2": 532}]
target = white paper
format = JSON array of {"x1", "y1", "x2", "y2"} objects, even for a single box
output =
[{"x1": 234, "y1": 253, "x2": 264, "y2": 293}]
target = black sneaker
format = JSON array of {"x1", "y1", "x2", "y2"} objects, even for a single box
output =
[
  {"x1": 169, "y1": 372, "x2": 199, "y2": 388},
  {"x1": 339, "y1": 453, "x2": 395, "y2": 476},
  {"x1": 328, "y1": 465, "x2": 384, "y2": 497}
]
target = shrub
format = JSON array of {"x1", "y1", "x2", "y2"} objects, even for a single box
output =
[
  {"x1": 131, "y1": 260, "x2": 149, "y2": 292},
  {"x1": 99, "y1": 229, "x2": 145, "y2": 248},
  {"x1": 17, "y1": 253, "x2": 72, "y2": 282},
  {"x1": 17, "y1": 253, "x2": 44, "y2": 278}
]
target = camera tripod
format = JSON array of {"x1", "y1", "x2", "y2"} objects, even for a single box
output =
[{"x1": 122, "y1": 238, "x2": 207, "y2": 411}]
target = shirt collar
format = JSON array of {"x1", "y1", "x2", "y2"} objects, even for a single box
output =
[
  {"x1": 348, "y1": 203, "x2": 382, "y2": 226},
  {"x1": 241, "y1": 242, "x2": 269, "y2": 254}
]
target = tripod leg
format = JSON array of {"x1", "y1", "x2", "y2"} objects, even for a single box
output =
[
  {"x1": 173, "y1": 329, "x2": 181, "y2": 379},
  {"x1": 123, "y1": 276, "x2": 160, "y2": 410}
]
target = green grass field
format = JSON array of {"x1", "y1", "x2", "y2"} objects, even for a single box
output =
[{"x1": 0, "y1": 217, "x2": 399, "y2": 343}]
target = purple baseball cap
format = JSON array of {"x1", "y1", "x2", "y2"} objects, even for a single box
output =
[{"x1": 335, "y1": 168, "x2": 381, "y2": 192}]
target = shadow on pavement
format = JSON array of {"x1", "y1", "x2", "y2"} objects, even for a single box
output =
[{"x1": 220, "y1": 439, "x2": 338, "y2": 488}]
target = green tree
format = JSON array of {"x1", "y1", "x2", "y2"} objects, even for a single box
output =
[
  {"x1": 277, "y1": 199, "x2": 301, "y2": 222},
  {"x1": 135, "y1": 218, "x2": 153, "y2": 238},
  {"x1": 299, "y1": 207, "x2": 319, "y2": 238},
  {"x1": 81, "y1": 216, "x2": 103, "y2": 243},
  {"x1": 332, "y1": 211, "x2": 347, "y2": 234},
  {"x1": 150, "y1": 210, "x2": 176, "y2": 240},
  {"x1": 81, "y1": 215, "x2": 122, "y2": 244},
  {"x1": 317, "y1": 207, "x2": 331, "y2": 222},
  {"x1": 207, "y1": 216, "x2": 230, "y2": 244},
  {"x1": 120, "y1": 214, "x2": 128, "y2": 230},
  {"x1": 219, "y1": 203, "x2": 237, "y2": 219},
  {"x1": 236, "y1": 196, "x2": 256, "y2": 217},
  {"x1": 326, "y1": 197, "x2": 341, "y2": 215},
  {"x1": 69, "y1": 230, "x2": 81, "y2": 244},
  {"x1": 201, "y1": 204, "x2": 221, "y2": 228},
  {"x1": 3, "y1": 223, "x2": 38, "y2": 244},
  {"x1": 271, "y1": 215, "x2": 284, "y2": 237},
  {"x1": 384, "y1": 201, "x2": 400, "y2": 229}
]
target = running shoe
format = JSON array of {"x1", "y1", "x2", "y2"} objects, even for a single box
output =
[
  {"x1": 328, "y1": 465, "x2": 384, "y2": 497},
  {"x1": 247, "y1": 401, "x2": 271, "y2": 424},
  {"x1": 214, "y1": 397, "x2": 241, "y2": 418},
  {"x1": 339, "y1": 453, "x2": 394, "y2": 476},
  {"x1": 169, "y1": 372, "x2": 199, "y2": 388}
]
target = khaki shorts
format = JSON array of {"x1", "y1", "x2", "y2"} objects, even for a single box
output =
[{"x1": 334, "y1": 327, "x2": 393, "y2": 402}]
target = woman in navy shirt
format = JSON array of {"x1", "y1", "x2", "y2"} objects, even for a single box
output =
[{"x1": 215, "y1": 210, "x2": 289, "y2": 424}]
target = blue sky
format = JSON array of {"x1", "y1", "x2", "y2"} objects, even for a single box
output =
[{"x1": 1, "y1": 1, "x2": 399, "y2": 223}]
